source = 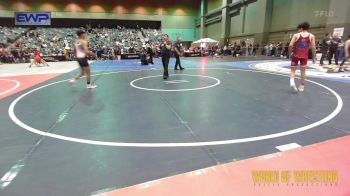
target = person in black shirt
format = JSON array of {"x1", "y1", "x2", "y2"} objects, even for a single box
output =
[
  {"x1": 284, "y1": 42, "x2": 290, "y2": 59},
  {"x1": 173, "y1": 37, "x2": 184, "y2": 70},
  {"x1": 146, "y1": 43, "x2": 153, "y2": 64},
  {"x1": 114, "y1": 46, "x2": 121, "y2": 60},
  {"x1": 320, "y1": 33, "x2": 331, "y2": 66},
  {"x1": 328, "y1": 35, "x2": 341, "y2": 65},
  {"x1": 252, "y1": 43, "x2": 259, "y2": 56},
  {"x1": 233, "y1": 44, "x2": 241, "y2": 58},
  {"x1": 161, "y1": 34, "x2": 171, "y2": 79},
  {"x1": 140, "y1": 48, "x2": 149, "y2": 65}
]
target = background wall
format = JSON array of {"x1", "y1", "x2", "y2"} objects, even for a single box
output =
[
  {"x1": 326, "y1": 0, "x2": 350, "y2": 40},
  {"x1": 230, "y1": 0, "x2": 330, "y2": 43},
  {"x1": 195, "y1": 26, "x2": 201, "y2": 40},
  {"x1": 207, "y1": 0, "x2": 223, "y2": 12},
  {"x1": 0, "y1": 0, "x2": 198, "y2": 16},
  {"x1": 198, "y1": 0, "x2": 350, "y2": 46},
  {"x1": 270, "y1": 0, "x2": 330, "y2": 32},
  {"x1": 206, "y1": 22, "x2": 222, "y2": 41}
]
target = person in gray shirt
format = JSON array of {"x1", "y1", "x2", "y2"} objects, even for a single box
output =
[{"x1": 328, "y1": 35, "x2": 341, "y2": 65}]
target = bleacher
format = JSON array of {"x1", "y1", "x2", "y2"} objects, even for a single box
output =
[{"x1": 1, "y1": 26, "x2": 163, "y2": 63}]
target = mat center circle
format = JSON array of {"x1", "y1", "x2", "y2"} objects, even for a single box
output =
[{"x1": 130, "y1": 74, "x2": 221, "y2": 92}]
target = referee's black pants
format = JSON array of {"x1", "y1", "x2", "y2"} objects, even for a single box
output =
[
  {"x1": 319, "y1": 49, "x2": 328, "y2": 65},
  {"x1": 328, "y1": 49, "x2": 339, "y2": 65},
  {"x1": 174, "y1": 55, "x2": 181, "y2": 69},
  {"x1": 162, "y1": 56, "x2": 170, "y2": 77}
]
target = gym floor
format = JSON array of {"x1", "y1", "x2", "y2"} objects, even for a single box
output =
[{"x1": 0, "y1": 57, "x2": 349, "y2": 196}]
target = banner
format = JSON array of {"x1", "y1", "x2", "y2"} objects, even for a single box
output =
[
  {"x1": 15, "y1": 12, "x2": 51, "y2": 26},
  {"x1": 333, "y1": 27, "x2": 344, "y2": 37}
]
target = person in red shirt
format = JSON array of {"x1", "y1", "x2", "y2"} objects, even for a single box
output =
[
  {"x1": 0, "y1": 47, "x2": 6, "y2": 63},
  {"x1": 288, "y1": 22, "x2": 316, "y2": 92},
  {"x1": 33, "y1": 50, "x2": 41, "y2": 62},
  {"x1": 29, "y1": 48, "x2": 49, "y2": 68}
]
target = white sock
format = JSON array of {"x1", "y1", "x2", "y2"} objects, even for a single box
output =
[{"x1": 290, "y1": 78, "x2": 295, "y2": 86}]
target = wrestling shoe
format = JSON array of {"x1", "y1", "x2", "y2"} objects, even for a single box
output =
[
  {"x1": 298, "y1": 85, "x2": 304, "y2": 92},
  {"x1": 87, "y1": 84, "x2": 97, "y2": 89},
  {"x1": 290, "y1": 85, "x2": 298, "y2": 93}
]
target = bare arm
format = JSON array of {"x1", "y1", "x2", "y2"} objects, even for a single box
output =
[
  {"x1": 72, "y1": 42, "x2": 76, "y2": 56},
  {"x1": 310, "y1": 35, "x2": 316, "y2": 63},
  {"x1": 345, "y1": 40, "x2": 350, "y2": 57},
  {"x1": 288, "y1": 34, "x2": 297, "y2": 55},
  {"x1": 82, "y1": 40, "x2": 95, "y2": 57},
  {"x1": 82, "y1": 40, "x2": 90, "y2": 54}
]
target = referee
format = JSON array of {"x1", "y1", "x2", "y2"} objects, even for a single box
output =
[
  {"x1": 328, "y1": 35, "x2": 341, "y2": 65},
  {"x1": 161, "y1": 34, "x2": 171, "y2": 79},
  {"x1": 174, "y1": 36, "x2": 184, "y2": 70}
]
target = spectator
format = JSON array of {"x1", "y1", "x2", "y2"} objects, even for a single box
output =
[
  {"x1": 1, "y1": 25, "x2": 163, "y2": 63},
  {"x1": 329, "y1": 35, "x2": 341, "y2": 65}
]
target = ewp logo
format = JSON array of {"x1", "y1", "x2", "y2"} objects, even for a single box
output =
[{"x1": 15, "y1": 12, "x2": 51, "y2": 26}]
